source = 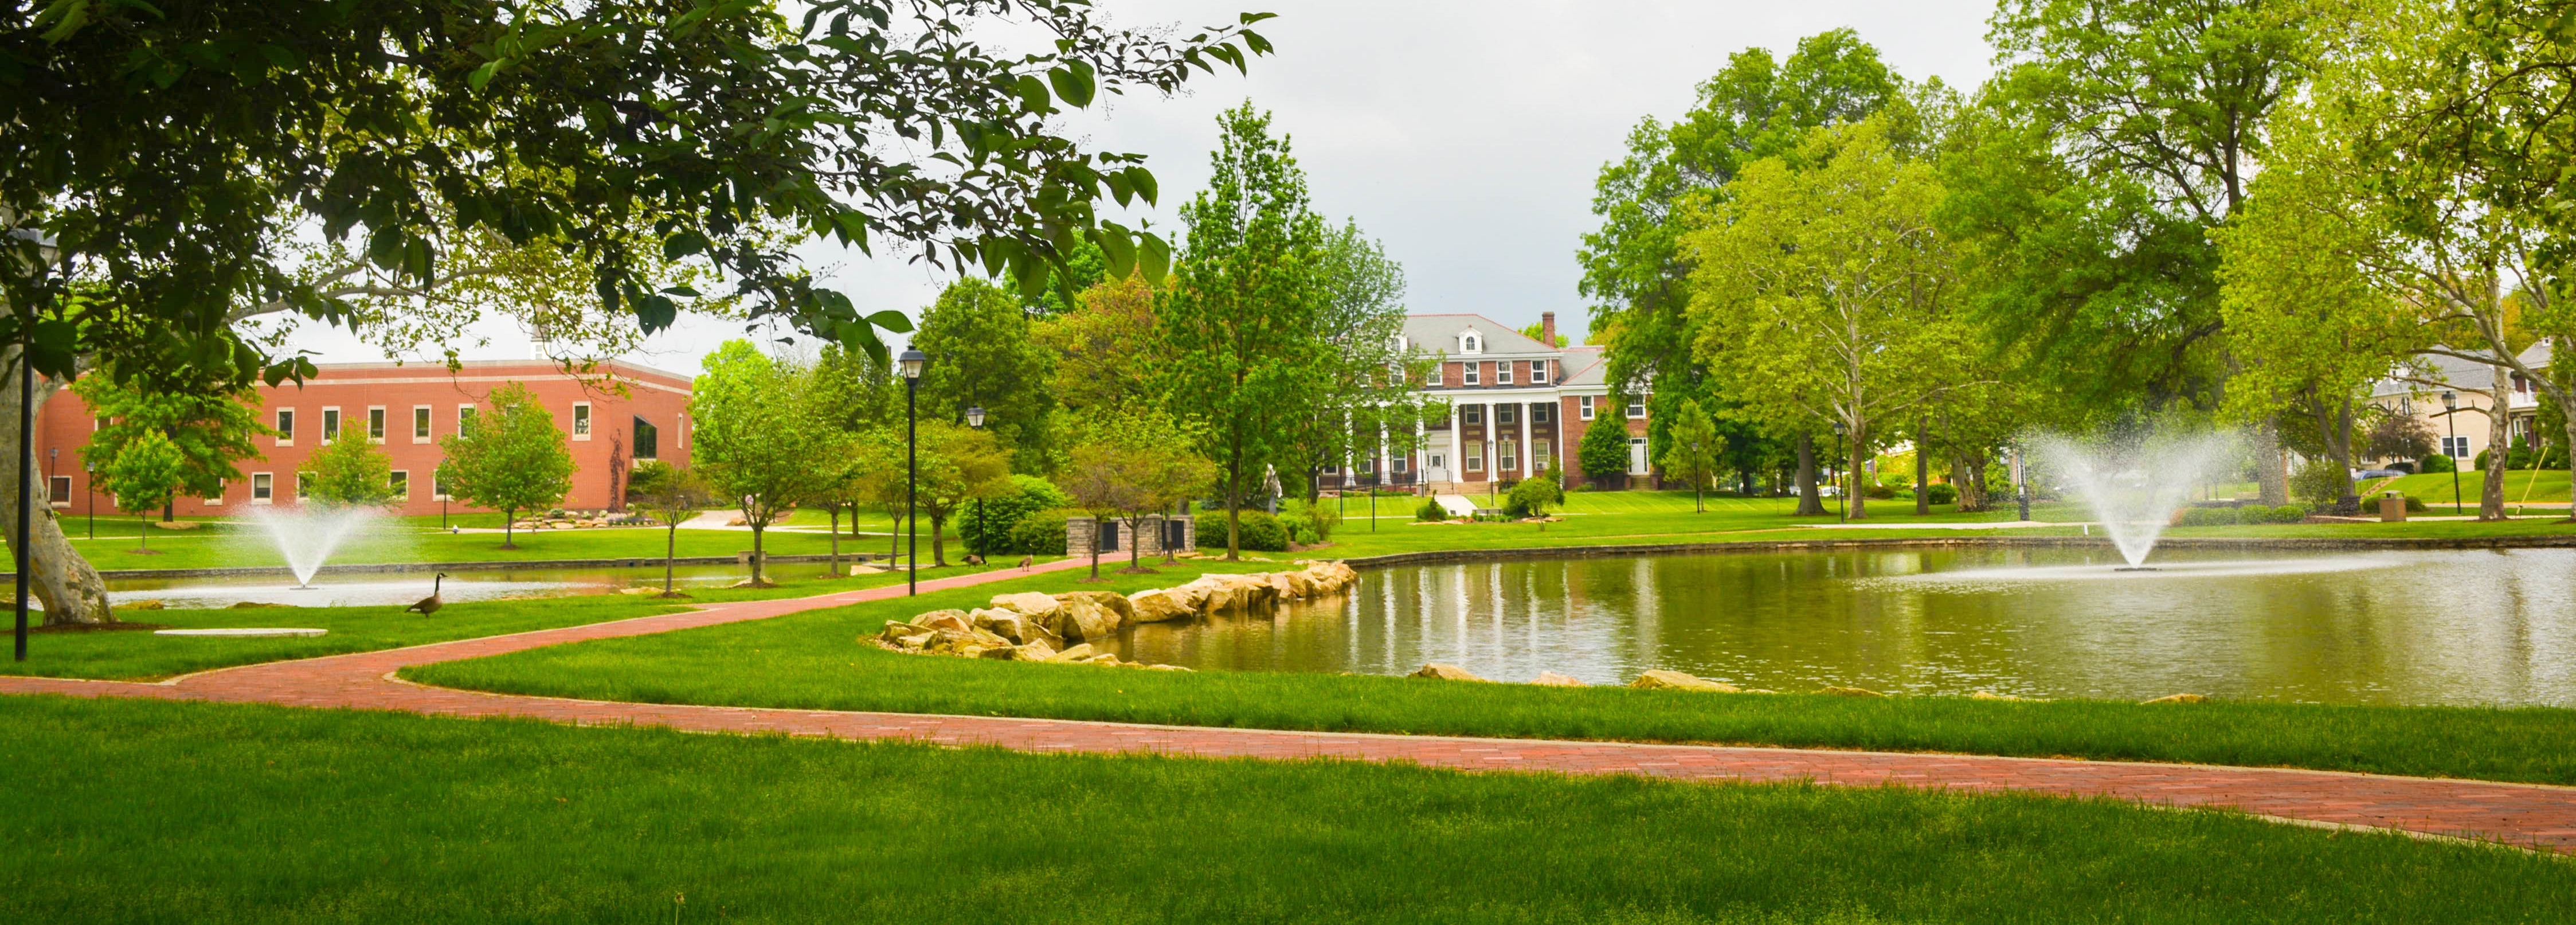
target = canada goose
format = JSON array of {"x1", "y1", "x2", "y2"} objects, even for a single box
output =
[{"x1": 405, "y1": 573, "x2": 448, "y2": 615}]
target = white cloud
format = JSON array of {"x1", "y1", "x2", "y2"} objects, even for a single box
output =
[{"x1": 287, "y1": 0, "x2": 1996, "y2": 375}]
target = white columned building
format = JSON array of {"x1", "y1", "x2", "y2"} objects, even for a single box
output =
[{"x1": 1387, "y1": 311, "x2": 1649, "y2": 495}]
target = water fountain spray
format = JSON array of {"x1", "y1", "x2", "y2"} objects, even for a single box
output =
[
  {"x1": 248, "y1": 507, "x2": 377, "y2": 589},
  {"x1": 2031, "y1": 432, "x2": 2238, "y2": 569}
]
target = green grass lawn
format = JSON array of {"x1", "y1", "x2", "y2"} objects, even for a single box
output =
[
  {"x1": 7, "y1": 565, "x2": 1021, "y2": 681},
  {"x1": 62, "y1": 520, "x2": 891, "y2": 572},
  {"x1": 409, "y1": 563, "x2": 2576, "y2": 786},
  {"x1": 2362, "y1": 470, "x2": 2572, "y2": 509},
  {"x1": 3, "y1": 696, "x2": 2565, "y2": 924}
]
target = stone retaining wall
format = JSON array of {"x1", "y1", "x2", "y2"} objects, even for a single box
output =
[{"x1": 1342, "y1": 533, "x2": 2576, "y2": 569}]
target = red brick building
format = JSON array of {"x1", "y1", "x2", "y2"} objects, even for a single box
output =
[
  {"x1": 38, "y1": 360, "x2": 693, "y2": 518},
  {"x1": 1326, "y1": 312, "x2": 1651, "y2": 494}
]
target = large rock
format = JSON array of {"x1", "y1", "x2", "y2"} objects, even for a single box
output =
[
  {"x1": 1052, "y1": 598, "x2": 1122, "y2": 642},
  {"x1": 1126, "y1": 589, "x2": 1195, "y2": 623},
  {"x1": 981, "y1": 640, "x2": 1057, "y2": 661},
  {"x1": 1530, "y1": 672, "x2": 1587, "y2": 687},
  {"x1": 876, "y1": 620, "x2": 930, "y2": 644},
  {"x1": 970, "y1": 608, "x2": 1063, "y2": 648},
  {"x1": 1045, "y1": 643, "x2": 1097, "y2": 663},
  {"x1": 989, "y1": 592, "x2": 1063, "y2": 620},
  {"x1": 2140, "y1": 693, "x2": 2207, "y2": 705},
  {"x1": 1165, "y1": 582, "x2": 1213, "y2": 612},
  {"x1": 1630, "y1": 670, "x2": 1740, "y2": 693},
  {"x1": 916, "y1": 610, "x2": 973, "y2": 634},
  {"x1": 1059, "y1": 591, "x2": 1134, "y2": 625},
  {"x1": 1411, "y1": 662, "x2": 1487, "y2": 682}
]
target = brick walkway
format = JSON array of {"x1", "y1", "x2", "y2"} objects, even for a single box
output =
[{"x1": 6, "y1": 557, "x2": 2575, "y2": 854}]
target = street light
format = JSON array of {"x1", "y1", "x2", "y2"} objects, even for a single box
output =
[
  {"x1": 1831, "y1": 421, "x2": 1848, "y2": 524},
  {"x1": 9, "y1": 227, "x2": 59, "y2": 662},
  {"x1": 2442, "y1": 390, "x2": 2462, "y2": 515},
  {"x1": 899, "y1": 348, "x2": 925, "y2": 595},
  {"x1": 964, "y1": 405, "x2": 984, "y2": 561}
]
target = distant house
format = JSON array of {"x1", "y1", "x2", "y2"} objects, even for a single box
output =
[
  {"x1": 2366, "y1": 344, "x2": 2552, "y2": 468},
  {"x1": 1322, "y1": 311, "x2": 1651, "y2": 494},
  {"x1": 39, "y1": 360, "x2": 692, "y2": 518}
]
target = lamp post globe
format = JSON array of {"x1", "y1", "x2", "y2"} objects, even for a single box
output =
[
  {"x1": 966, "y1": 405, "x2": 985, "y2": 428},
  {"x1": 964, "y1": 406, "x2": 985, "y2": 559},
  {"x1": 900, "y1": 349, "x2": 925, "y2": 595}
]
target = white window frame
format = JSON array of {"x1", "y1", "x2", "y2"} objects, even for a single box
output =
[
  {"x1": 2441, "y1": 435, "x2": 2472, "y2": 458},
  {"x1": 389, "y1": 469, "x2": 410, "y2": 499},
  {"x1": 201, "y1": 479, "x2": 224, "y2": 506},
  {"x1": 1578, "y1": 396, "x2": 1595, "y2": 420},
  {"x1": 1465, "y1": 442, "x2": 1485, "y2": 472},
  {"x1": 251, "y1": 473, "x2": 274, "y2": 504},
  {"x1": 571, "y1": 401, "x2": 593, "y2": 440},
  {"x1": 1497, "y1": 404, "x2": 1516, "y2": 426},
  {"x1": 1463, "y1": 362, "x2": 1480, "y2": 386},
  {"x1": 1626, "y1": 400, "x2": 1647, "y2": 420},
  {"x1": 1532, "y1": 440, "x2": 1551, "y2": 467},
  {"x1": 274, "y1": 408, "x2": 295, "y2": 447},
  {"x1": 1463, "y1": 405, "x2": 1482, "y2": 426},
  {"x1": 1499, "y1": 440, "x2": 1518, "y2": 472},
  {"x1": 1497, "y1": 362, "x2": 1513, "y2": 385},
  {"x1": 457, "y1": 404, "x2": 476, "y2": 431},
  {"x1": 367, "y1": 405, "x2": 387, "y2": 443},
  {"x1": 1533, "y1": 404, "x2": 1551, "y2": 424},
  {"x1": 320, "y1": 406, "x2": 341, "y2": 444},
  {"x1": 1532, "y1": 361, "x2": 1549, "y2": 384},
  {"x1": 413, "y1": 405, "x2": 432, "y2": 443},
  {"x1": 46, "y1": 475, "x2": 71, "y2": 509},
  {"x1": 295, "y1": 472, "x2": 311, "y2": 501}
]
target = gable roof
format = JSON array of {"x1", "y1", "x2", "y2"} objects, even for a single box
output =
[
  {"x1": 1400, "y1": 313, "x2": 1555, "y2": 356},
  {"x1": 2374, "y1": 343, "x2": 2554, "y2": 396}
]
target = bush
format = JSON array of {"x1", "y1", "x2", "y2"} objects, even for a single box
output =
[
  {"x1": 1416, "y1": 498, "x2": 1449, "y2": 522},
  {"x1": 2176, "y1": 506, "x2": 2233, "y2": 527},
  {"x1": 1504, "y1": 466, "x2": 1565, "y2": 518},
  {"x1": 2419, "y1": 453, "x2": 2455, "y2": 474},
  {"x1": 2261, "y1": 504, "x2": 2311, "y2": 524},
  {"x1": 1924, "y1": 483, "x2": 1958, "y2": 505},
  {"x1": 964, "y1": 475, "x2": 1072, "y2": 555},
  {"x1": 1280, "y1": 499, "x2": 1343, "y2": 545},
  {"x1": 1195, "y1": 509, "x2": 1288, "y2": 552},
  {"x1": 2289, "y1": 460, "x2": 2351, "y2": 507},
  {"x1": 1862, "y1": 482, "x2": 1896, "y2": 500},
  {"x1": 1005, "y1": 508, "x2": 1077, "y2": 556}
]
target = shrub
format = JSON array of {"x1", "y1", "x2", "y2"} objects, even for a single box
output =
[
  {"x1": 1504, "y1": 466, "x2": 1565, "y2": 517},
  {"x1": 964, "y1": 475, "x2": 1072, "y2": 555},
  {"x1": 2260, "y1": 504, "x2": 2310, "y2": 524},
  {"x1": 2289, "y1": 460, "x2": 2351, "y2": 507},
  {"x1": 1195, "y1": 509, "x2": 1289, "y2": 552},
  {"x1": 1005, "y1": 508, "x2": 1076, "y2": 556},
  {"x1": 1862, "y1": 482, "x2": 1896, "y2": 500},
  {"x1": 2176, "y1": 506, "x2": 2238, "y2": 527},
  {"x1": 1280, "y1": 499, "x2": 1343, "y2": 544},
  {"x1": 2419, "y1": 453, "x2": 2455, "y2": 474},
  {"x1": 1416, "y1": 498, "x2": 1449, "y2": 522},
  {"x1": 1924, "y1": 483, "x2": 1958, "y2": 505}
]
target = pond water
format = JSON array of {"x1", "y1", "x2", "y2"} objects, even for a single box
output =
[
  {"x1": 1107, "y1": 547, "x2": 2576, "y2": 707},
  {"x1": 104, "y1": 564, "x2": 772, "y2": 609}
]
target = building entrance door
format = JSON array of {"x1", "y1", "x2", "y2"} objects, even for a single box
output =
[{"x1": 1628, "y1": 438, "x2": 1649, "y2": 475}]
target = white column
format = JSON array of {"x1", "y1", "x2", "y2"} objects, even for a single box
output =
[
  {"x1": 1446, "y1": 408, "x2": 1463, "y2": 493},
  {"x1": 1517, "y1": 400, "x2": 1532, "y2": 479}
]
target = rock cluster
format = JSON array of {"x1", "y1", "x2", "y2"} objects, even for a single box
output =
[
  {"x1": 870, "y1": 561, "x2": 1361, "y2": 669},
  {"x1": 511, "y1": 509, "x2": 649, "y2": 530}
]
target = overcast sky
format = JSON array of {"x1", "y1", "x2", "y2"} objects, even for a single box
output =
[{"x1": 285, "y1": 0, "x2": 2000, "y2": 376}]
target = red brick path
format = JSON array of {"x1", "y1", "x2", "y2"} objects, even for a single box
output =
[{"x1": 7, "y1": 557, "x2": 2575, "y2": 854}]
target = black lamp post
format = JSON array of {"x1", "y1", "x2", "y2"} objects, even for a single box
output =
[
  {"x1": 83, "y1": 459, "x2": 93, "y2": 539},
  {"x1": 10, "y1": 227, "x2": 58, "y2": 662},
  {"x1": 964, "y1": 404, "x2": 984, "y2": 560},
  {"x1": 2442, "y1": 390, "x2": 2462, "y2": 515},
  {"x1": 1831, "y1": 420, "x2": 1848, "y2": 524},
  {"x1": 899, "y1": 348, "x2": 925, "y2": 595}
]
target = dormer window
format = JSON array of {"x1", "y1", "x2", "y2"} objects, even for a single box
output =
[{"x1": 1459, "y1": 329, "x2": 1483, "y2": 354}]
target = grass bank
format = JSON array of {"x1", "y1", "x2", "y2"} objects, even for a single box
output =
[
  {"x1": 410, "y1": 563, "x2": 2576, "y2": 786},
  {"x1": 1, "y1": 696, "x2": 2564, "y2": 923},
  {"x1": 6, "y1": 565, "x2": 1015, "y2": 681}
]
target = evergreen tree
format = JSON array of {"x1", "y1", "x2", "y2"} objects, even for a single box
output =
[{"x1": 1578, "y1": 405, "x2": 1634, "y2": 486}]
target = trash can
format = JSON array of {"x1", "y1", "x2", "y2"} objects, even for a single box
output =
[{"x1": 2379, "y1": 493, "x2": 2407, "y2": 523}]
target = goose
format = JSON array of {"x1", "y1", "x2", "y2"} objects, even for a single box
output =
[{"x1": 405, "y1": 573, "x2": 448, "y2": 615}]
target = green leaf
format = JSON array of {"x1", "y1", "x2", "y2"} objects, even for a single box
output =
[
  {"x1": 1015, "y1": 74, "x2": 1052, "y2": 114},
  {"x1": 1097, "y1": 225, "x2": 1138, "y2": 280},
  {"x1": 1048, "y1": 61, "x2": 1095, "y2": 108},
  {"x1": 1140, "y1": 232, "x2": 1170, "y2": 283},
  {"x1": 1123, "y1": 166, "x2": 1158, "y2": 205},
  {"x1": 468, "y1": 60, "x2": 502, "y2": 92},
  {"x1": 864, "y1": 309, "x2": 914, "y2": 334}
]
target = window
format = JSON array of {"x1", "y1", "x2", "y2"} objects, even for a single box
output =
[
  {"x1": 320, "y1": 407, "x2": 340, "y2": 444},
  {"x1": 46, "y1": 475, "x2": 69, "y2": 508},
  {"x1": 201, "y1": 481, "x2": 224, "y2": 506},
  {"x1": 1463, "y1": 405, "x2": 1483, "y2": 426},
  {"x1": 1497, "y1": 362, "x2": 1513, "y2": 385},
  {"x1": 633, "y1": 417, "x2": 659, "y2": 460},
  {"x1": 1465, "y1": 441, "x2": 1485, "y2": 472},
  {"x1": 1499, "y1": 441, "x2": 1518, "y2": 472},
  {"x1": 389, "y1": 470, "x2": 409, "y2": 499},
  {"x1": 1578, "y1": 396, "x2": 1595, "y2": 420},
  {"x1": 1532, "y1": 361, "x2": 1549, "y2": 384},
  {"x1": 367, "y1": 406, "x2": 386, "y2": 443},
  {"x1": 1463, "y1": 362, "x2": 1480, "y2": 386},
  {"x1": 678, "y1": 413, "x2": 688, "y2": 450},
  {"x1": 1626, "y1": 400, "x2": 1647, "y2": 419},
  {"x1": 1462, "y1": 333, "x2": 1482, "y2": 354},
  {"x1": 1322, "y1": 463, "x2": 1340, "y2": 475},
  {"x1": 275, "y1": 409, "x2": 295, "y2": 446},
  {"x1": 457, "y1": 404, "x2": 476, "y2": 431},
  {"x1": 1393, "y1": 456, "x2": 1409, "y2": 473},
  {"x1": 2442, "y1": 435, "x2": 2473, "y2": 458},
  {"x1": 433, "y1": 475, "x2": 451, "y2": 502},
  {"x1": 1497, "y1": 404, "x2": 1516, "y2": 426},
  {"x1": 1533, "y1": 405, "x2": 1551, "y2": 424},
  {"x1": 1427, "y1": 453, "x2": 1444, "y2": 473},
  {"x1": 93, "y1": 416, "x2": 108, "y2": 432},
  {"x1": 1532, "y1": 440, "x2": 1551, "y2": 467},
  {"x1": 296, "y1": 473, "x2": 311, "y2": 500},
  {"x1": 252, "y1": 473, "x2": 273, "y2": 502},
  {"x1": 572, "y1": 402, "x2": 592, "y2": 439},
  {"x1": 413, "y1": 406, "x2": 432, "y2": 442}
]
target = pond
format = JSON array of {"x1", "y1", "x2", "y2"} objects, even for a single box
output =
[{"x1": 1106, "y1": 547, "x2": 2576, "y2": 707}]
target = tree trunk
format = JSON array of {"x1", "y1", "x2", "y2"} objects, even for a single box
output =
[
  {"x1": 749, "y1": 521, "x2": 768, "y2": 584},
  {"x1": 1223, "y1": 464, "x2": 1243, "y2": 561},
  {"x1": 1914, "y1": 418, "x2": 1931, "y2": 516},
  {"x1": 1847, "y1": 425, "x2": 1869, "y2": 520},
  {"x1": 930, "y1": 512, "x2": 948, "y2": 567},
  {"x1": 2332, "y1": 397, "x2": 2359, "y2": 514},
  {"x1": 2561, "y1": 408, "x2": 2576, "y2": 524},
  {"x1": 2483, "y1": 372, "x2": 2510, "y2": 521},
  {"x1": 1089, "y1": 515, "x2": 1101, "y2": 580},
  {"x1": 664, "y1": 524, "x2": 678, "y2": 595},
  {"x1": 501, "y1": 508, "x2": 518, "y2": 549},
  {"x1": 2253, "y1": 417, "x2": 2289, "y2": 505},
  {"x1": 1792, "y1": 434, "x2": 1826, "y2": 516},
  {"x1": 0, "y1": 365, "x2": 113, "y2": 625},
  {"x1": 827, "y1": 506, "x2": 841, "y2": 577}
]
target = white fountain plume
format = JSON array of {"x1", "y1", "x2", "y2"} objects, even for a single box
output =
[
  {"x1": 2031, "y1": 431, "x2": 2238, "y2": 568},
  {"x1": 248, "y1": 507, "x2": 378, "y2": 588}
]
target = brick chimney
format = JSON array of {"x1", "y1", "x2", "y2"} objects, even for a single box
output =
[{"x1": 1540, "y1": 311, "x2": 1557, "y2": 347}]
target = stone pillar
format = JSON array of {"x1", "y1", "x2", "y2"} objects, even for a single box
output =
[{"x1": 1517, "y1": 400, "x2": 1532, "y2": 479}]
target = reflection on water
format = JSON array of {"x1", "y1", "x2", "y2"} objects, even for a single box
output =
[
  {"x1": 1110, "y1": 548, "x2": 2576, "y2": 707},
  {"x1": 105, "y1": 564, "x2": 762, "y2": 609}
]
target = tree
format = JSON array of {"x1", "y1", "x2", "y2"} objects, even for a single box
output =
[
  {"x1": 857, "y1": 421, "x2": 1014, "y2": 568},
  {"x1": 915, "y1": 277, "x2": 1059, "y2": 471},
  {"x1": 690, "y1": 341, "x2": 845, "y2": 585},
  {"x1": 1660, "y1": 399, "x2": 1721, "y2": 512},
  {"x1": 1505, "y1": 465, "x2": 1565, "y2": 518},
  {"x1": 1984, "y1": 0, "x2": 2317, "y2": 503},
  {"x1": 1279, "y1": 220, "x2": 1442, "y2": 502},
  {"x1": 71, "y1": 374, "x2": 269, "y2": 521},
  {"x1": 1577, "y1": 407, "x2": 1634, "y2": 486},
  {"x1": 436, "y1": 383, "x2": 576, "y2": 550},
  {"x1": 1156, "y1": 103, "x2": 1330, "y2": 561},
  {"x1": 1685, "y1": 119, "x2": 1971, "y2": 521},
  {"x1": 1056, "y1": 407, "x2": 1215, "y2": 577},
  {"x1": 300, "y1": 433, "x2": 398, "y2": 509},
  {"x1": 625, "y1": 460, "x2": 711, "y2": 598},
  {"x1": 96, "y1": 429, "x2": 183, "y2": 555},
  {"x1": 1035, "y1": 273, "x2": 1163, "y2": 415},
  {"x1": 1580, "y1": 30, "x2": 1907, "y2": 511}
]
